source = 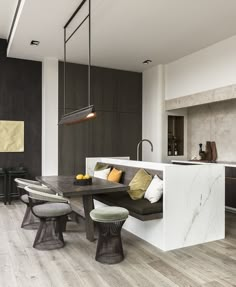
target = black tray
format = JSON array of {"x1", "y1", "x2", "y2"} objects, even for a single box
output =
[{"x1": 74, "y1": 177, "x2": 92, "y2": 186}]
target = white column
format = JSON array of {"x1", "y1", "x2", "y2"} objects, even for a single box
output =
[
  {"x1": 42, "y1": 58, "x2": 58, "y2": 175},
  {"x1": 142, "y1": 65, "x2": 165, "y2": 162}
]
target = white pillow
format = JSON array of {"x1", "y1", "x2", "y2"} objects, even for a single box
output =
[
  {"x1": 94, "y1": 168, "x2": 111, "y2": 180},
  {"x1": 144, "y1": 175, "x2": 163, "y2": 203}
]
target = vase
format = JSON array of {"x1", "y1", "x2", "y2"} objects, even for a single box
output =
[
  {"x1": 205, "y1": 141, "x2": 212, "y2": 161},
  {"x1": 199, "y1": 143, "x2": 206, "y2": 160}
]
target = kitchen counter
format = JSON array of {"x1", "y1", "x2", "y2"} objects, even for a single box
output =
[
  {"x1": 172, "y1": 160, "x2": 236, "y2": 168},
  {"x1": 172, "y1": 159, "x2": 236, "y2": 212}
]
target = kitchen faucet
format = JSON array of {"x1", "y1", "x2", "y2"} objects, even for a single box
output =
[{"x1": 136, "y1": 139, "x2": 153, "y2": 161}]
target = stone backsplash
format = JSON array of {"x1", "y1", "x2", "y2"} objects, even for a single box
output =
[{"x1": 187, "y1": 99, "x2": 236, "y2": 161}]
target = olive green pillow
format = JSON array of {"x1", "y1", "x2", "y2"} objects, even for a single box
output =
[
  {"x1": 94, "y1": 162, "x2": 110, "y2": 171},
  {"x1": 128, "y1": 169, "x2": 152, "y2": 200}
]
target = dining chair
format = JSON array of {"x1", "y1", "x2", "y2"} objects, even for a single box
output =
[
  {"x1": 14, "y1": 178, "x2": 46, "y2": 229},
  {"x1": 25, "y1": 185, "x2": 72, "y2": 250}
]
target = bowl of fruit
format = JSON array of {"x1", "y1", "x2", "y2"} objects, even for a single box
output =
[{"x1": 74, "y1": 174, "x2": 92, "y2": 186}]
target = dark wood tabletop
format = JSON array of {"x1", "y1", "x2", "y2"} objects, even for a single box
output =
[
  {"x1": 36, "y1": 175, "x2": 128, "y2": 197},
  {"x1": 36, "y1": 175, "x2": 129, "y2": 241}
]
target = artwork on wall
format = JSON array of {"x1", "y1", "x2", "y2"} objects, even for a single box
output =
[{"x1": 0, "y1": 121, "x2": 24, "y2": 152}]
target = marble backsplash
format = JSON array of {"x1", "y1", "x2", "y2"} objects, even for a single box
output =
[{"x1": 187, "y1": 99, "x2": 236, "y2": 161}]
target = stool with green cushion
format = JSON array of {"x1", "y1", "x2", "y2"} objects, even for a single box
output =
[
  {"x1": 90, "y1": 206, "x2": 129, "y2": 264},
  {"x1": 25, "y1": 185, "x2": 72, "y2": 250}
]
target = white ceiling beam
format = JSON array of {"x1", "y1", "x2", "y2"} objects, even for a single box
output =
[{"x1": 7, "y1": 0, "x2": 26, "y2": 56}]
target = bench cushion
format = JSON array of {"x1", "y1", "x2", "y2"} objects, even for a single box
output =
[{"x1": 94, "y1": 191, "x2": 163, "y2": 215}]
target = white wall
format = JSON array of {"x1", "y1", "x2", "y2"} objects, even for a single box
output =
[
  {"x1": 142, "y1": 65, "x2": 165, "y2": 162},
  {"x1": 42, "y1": 58, "x2": 58, "y2": 176},
  {"x1": 165, "y1": 35, "x2": 236, "y2": 100}
]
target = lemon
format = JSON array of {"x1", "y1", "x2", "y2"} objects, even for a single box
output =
[
  {"x1": 83, "y1": 174, "x2": 90, "y2": 179},
  {"x1": 76, "y1": 174, "x2": 83, "y2": 180}
]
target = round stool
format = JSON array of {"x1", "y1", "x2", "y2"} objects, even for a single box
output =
[
  {"x1": 32, "y1": 202, "x2": 72, "y2": 250},
  {"x1": 90, "y1": 206, "x2": 129, "y2": 264}
]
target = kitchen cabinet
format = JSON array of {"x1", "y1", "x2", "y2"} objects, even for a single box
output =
[{"x1": 225, "y1": 167, "x2": 236, "y2": 209}]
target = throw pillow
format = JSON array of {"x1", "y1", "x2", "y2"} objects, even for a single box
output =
[
  {"x1": 108, "y1": 168, "x2": 122, "y2": 183},
  {"x1": 128, "y1": 169, "x2": 152, "y2": 200},
  {"x1": 144, "y1": 175, "x2": 163, "y2": 203},
  {"x1": 94, "y1": 162, "x2": 110, "y2": 171},
  {"x1": 94, "y1": 168, "x2": 111, "y2": 180}
]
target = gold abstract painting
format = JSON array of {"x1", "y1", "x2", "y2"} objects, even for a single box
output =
[{"x1": 0, "y1": 121, "x2": 24, "y2": 152}]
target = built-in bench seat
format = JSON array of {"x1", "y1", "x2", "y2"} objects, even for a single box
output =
[{"x1": 93, "y1": 162, "x2": 163, "y2": 221}]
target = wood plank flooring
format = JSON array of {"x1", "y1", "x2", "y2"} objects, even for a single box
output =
[{"x1": 0, "y1": 201, "x2": 235, "y2": 287}]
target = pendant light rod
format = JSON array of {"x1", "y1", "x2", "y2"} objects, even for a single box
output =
[
  {"x1": 64, "y1": 0, "x2": 87, "y2": 29},
  {"x1": 63, "y1": 27, "x2": 66, "y2": 116},
  {"x1": 60, "y1": 0, "x2": 95, "y2": 125},
  {"x1": 88, "y1": 0, "x2": 91, "y2": 106},
  {"x1": 65, "y1": 14, "x2": 89, "y2": 44}
]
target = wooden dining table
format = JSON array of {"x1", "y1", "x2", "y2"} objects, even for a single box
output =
[{"x1": 36, "y1": 175, "x2": 128, "y2": 241}]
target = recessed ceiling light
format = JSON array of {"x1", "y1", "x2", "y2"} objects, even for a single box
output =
[
  {"x1": 30, "y1": 40, "x2": 40, "y2": 46},
  {"x1": 143, "y1": 59, "x2": 152, "y2": 64}
]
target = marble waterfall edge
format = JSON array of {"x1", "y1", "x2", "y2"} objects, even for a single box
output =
[{"x1": 164, "y1": 164, "x2": 225, "y2": 250}]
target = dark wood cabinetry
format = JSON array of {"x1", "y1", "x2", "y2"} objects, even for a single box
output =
[
  {"x1": 58, "y1": 62, "x2": 142, "y2": 175},
  {"x1": 225, "y1": 167, "x2": 236, "y2": 209},
  {"x1": 0, "y1": 45, "x2": 42, "y2": 178}
]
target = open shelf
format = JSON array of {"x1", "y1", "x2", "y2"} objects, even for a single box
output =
[{"x1": 168, "y1": 115, "x2": 184, "y2": 156}]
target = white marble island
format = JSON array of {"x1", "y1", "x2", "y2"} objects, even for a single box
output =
[{"x1": 87, "y1": 158, "x2": 225, "y2": 251}]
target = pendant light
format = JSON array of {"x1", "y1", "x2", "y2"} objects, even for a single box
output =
[{"x1": 59, "y1": 0, "x2": 96, "y2": 125}]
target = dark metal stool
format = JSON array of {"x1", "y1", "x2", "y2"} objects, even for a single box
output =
[
  {"x1": 25, "y1": 185, "x2": 72, "y2": 250},
  {"x1": 0, "y1": 168, "x2": 7, "y2": 204},
  {"x1": 90, "y1": 206, "x2": 129, "y2": 264},
  {"x1": 6, "y1": 167, "x2": 27, "y2": 204}
]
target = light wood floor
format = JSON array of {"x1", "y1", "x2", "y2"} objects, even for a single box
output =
[{"x1": 0, "y1": 201, "x2": 235, "y2": 287}]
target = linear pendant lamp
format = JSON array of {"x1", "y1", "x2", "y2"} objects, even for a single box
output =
[{"x1": 59, "y1": 0, "x2": 96, "y2": 125}]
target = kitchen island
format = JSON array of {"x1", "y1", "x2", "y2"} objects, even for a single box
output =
[{"x1": 86, "y1": 157, "x2": 225, "y2": 251}]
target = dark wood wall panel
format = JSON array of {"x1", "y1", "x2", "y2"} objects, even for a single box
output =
[
  {"x1": 0, "y1": 39, "x2": 42, "y2": 178},
  {"x1": 58, "y1": 62, "x2": 142, "y2": 175}
]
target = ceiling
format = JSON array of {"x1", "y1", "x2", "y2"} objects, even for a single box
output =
[
  {"x1": 0, "y1": 0, "x2": 18, "y2": 38},
  {"x1": 4, "y1": 0, "x2": 236, "y2": 72}
]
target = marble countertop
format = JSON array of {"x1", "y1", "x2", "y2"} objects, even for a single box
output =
[{"x1": 172, "y1": 160, "x2": 236, "y2": 168}]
